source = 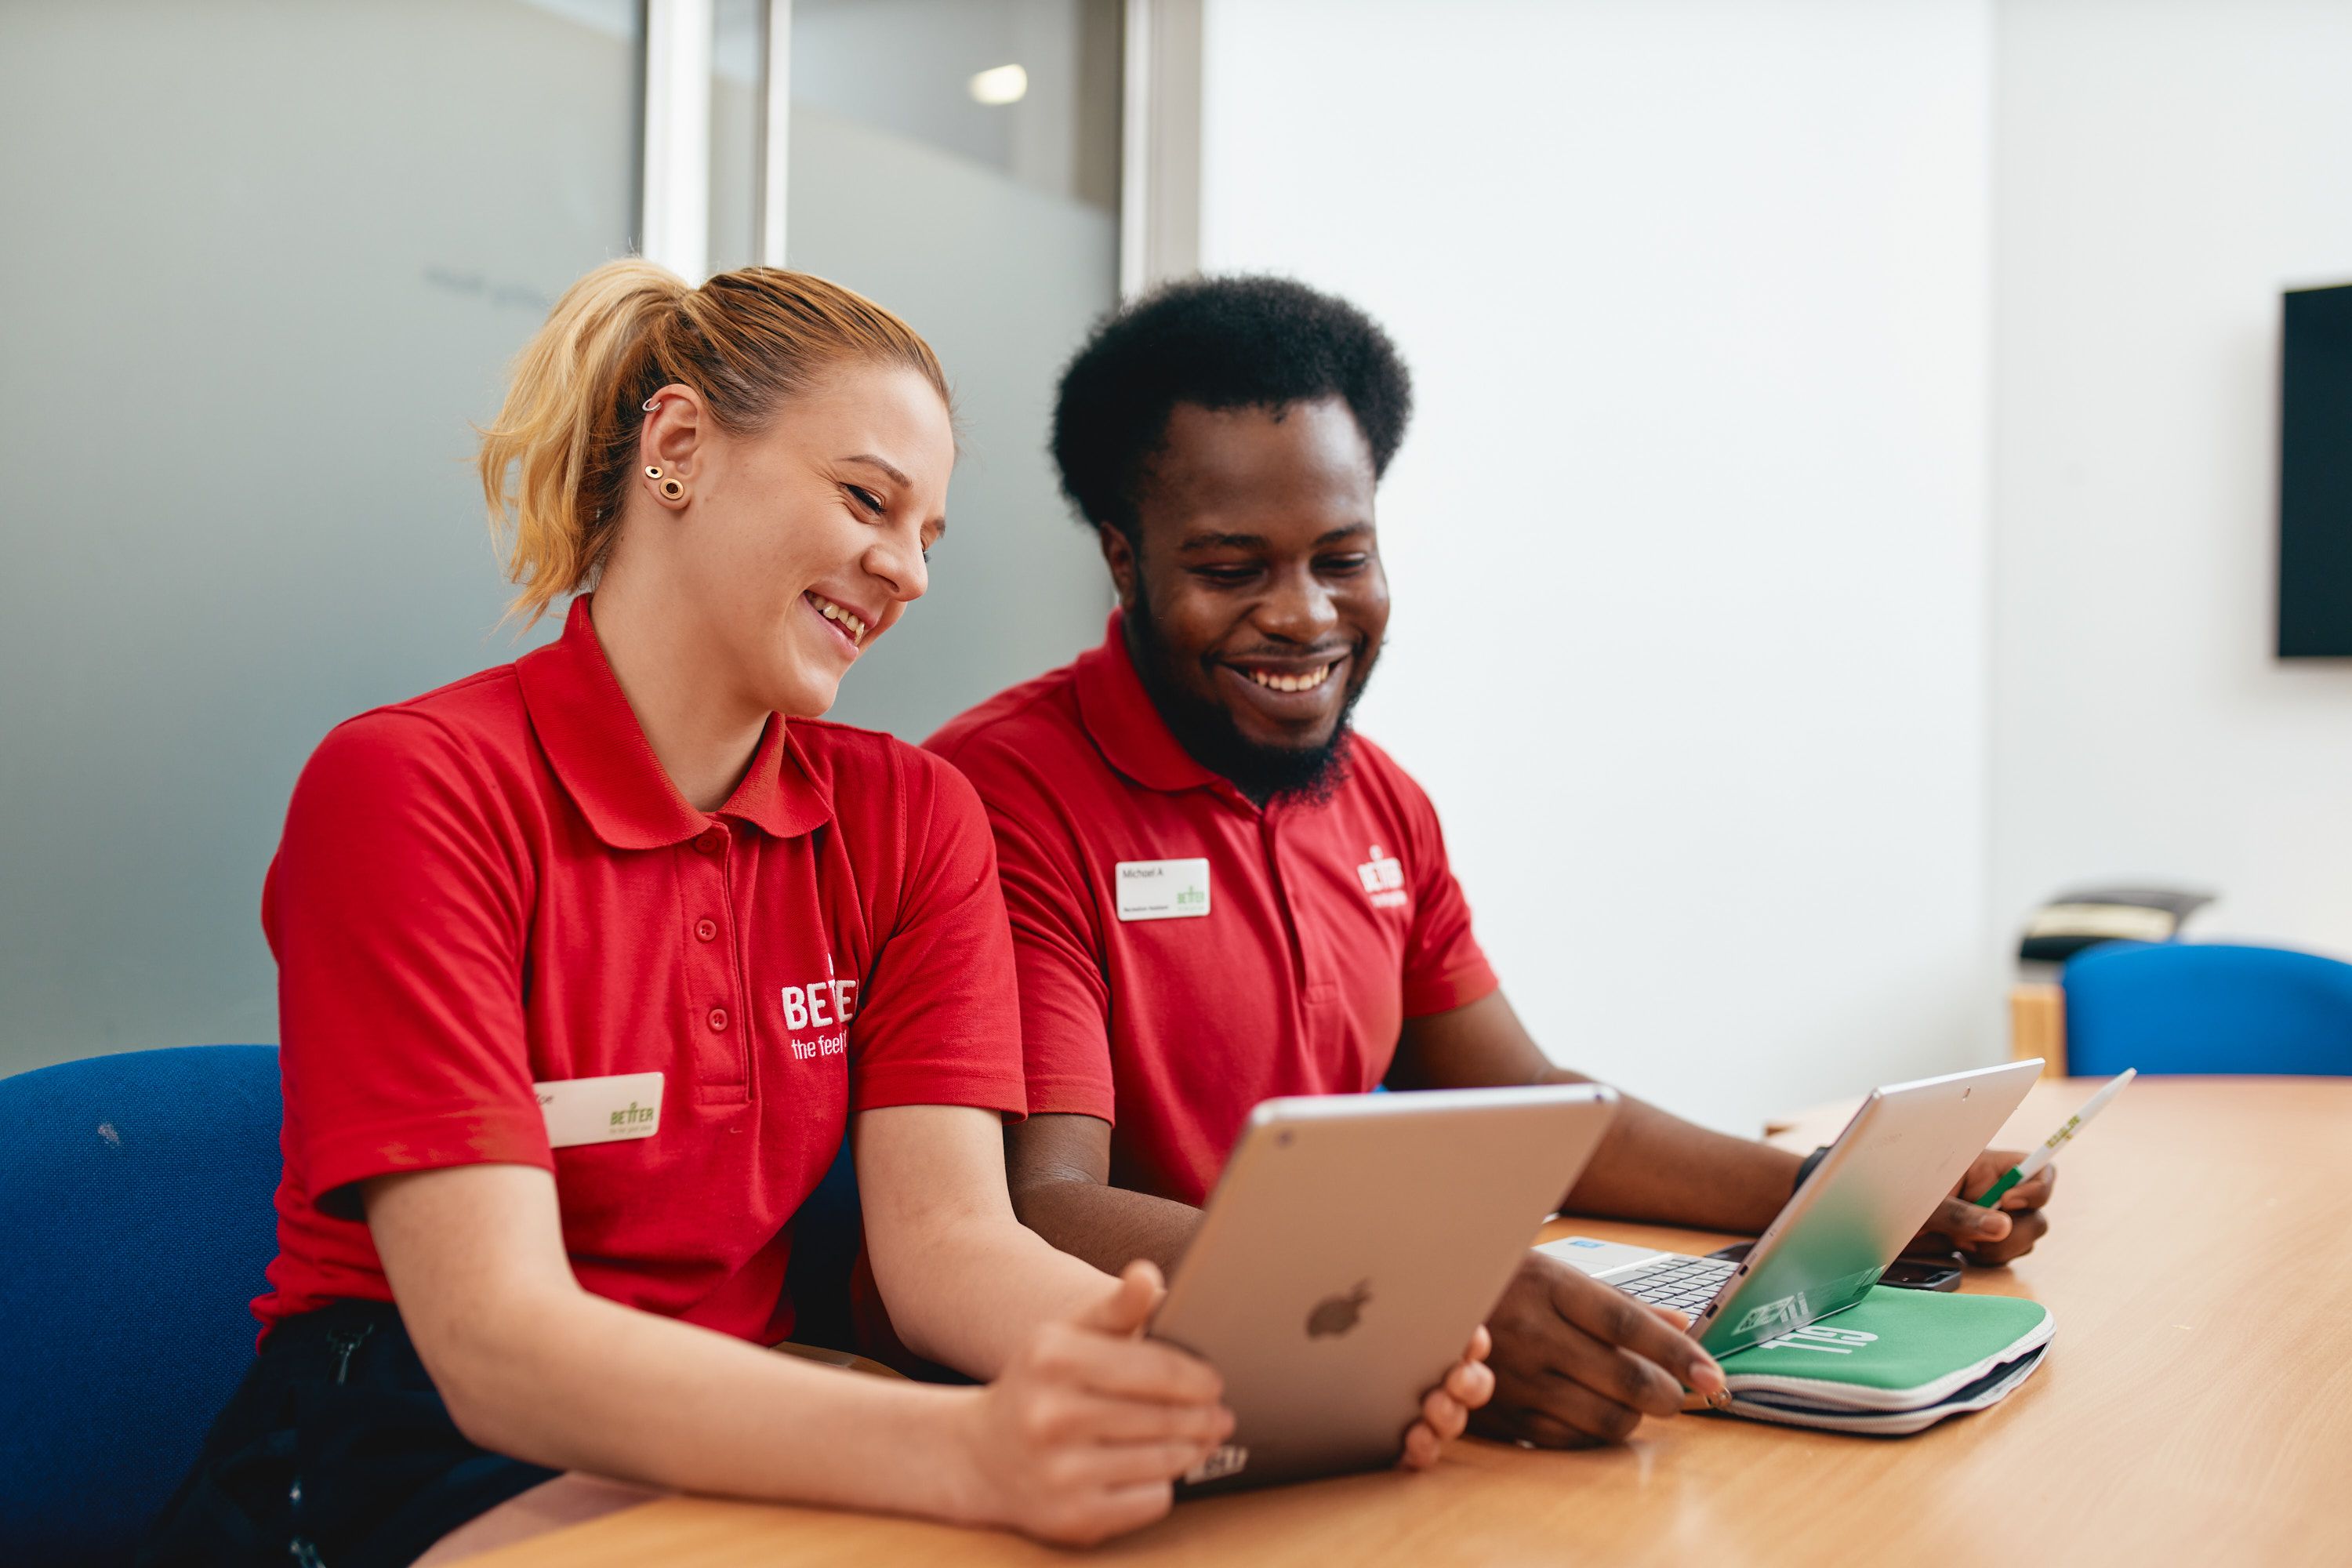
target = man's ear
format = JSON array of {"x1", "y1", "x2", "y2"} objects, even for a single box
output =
[{"x1": 1097, "y1": 523, "x2": 1141, "y2": 612}]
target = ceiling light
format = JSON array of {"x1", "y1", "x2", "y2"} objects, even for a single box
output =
[{"x1": 968, "y1": 64, "x2": 1028, "y2": 106}]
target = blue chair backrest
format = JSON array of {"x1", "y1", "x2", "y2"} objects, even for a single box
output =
[
  {"x1": 2065, "y1": 942, "x2": 2352, "y2": 1077},
  {"x1": 0, "y1": 1045, "x2": 282, "y2": 1567},
  {"x1": 784, "y1": 1132, "x2": 862, "y2": 1354}
]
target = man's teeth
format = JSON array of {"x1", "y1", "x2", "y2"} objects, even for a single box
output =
[
  {"x1": 814, "y1": 597, "x2": 867, "y2": 643},
  {"x1": 1247, "y1": 663, "x2": 1334, "y2": 694}
]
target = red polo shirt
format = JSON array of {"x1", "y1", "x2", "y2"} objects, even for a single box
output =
[
  {"x1": 925, "y1": 614, "x2": 1497, "y2": 1207},
  {"x1": 256, "y1": 596, "x2": 1024, "y2": 1344}
]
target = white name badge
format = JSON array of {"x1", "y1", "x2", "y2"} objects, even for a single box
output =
[
  {"x1": 535, "y1": 1071, "x2": 664, "y2": 1149},
  {"x1": 1115, "y1": 858, "x2": 1211, "y2": 921}
]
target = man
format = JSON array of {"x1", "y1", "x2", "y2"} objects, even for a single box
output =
[{"x1": 925, "y1": 277, "x2": 2054, "y2": 1446}]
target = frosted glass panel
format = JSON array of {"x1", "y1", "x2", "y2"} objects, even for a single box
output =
[
  {"x1": 0, "y1": 1, "x2": 641, "y2": 1073},
  {"x1": 787, "y1": 0, "x2": 1123, "y2": 742}
]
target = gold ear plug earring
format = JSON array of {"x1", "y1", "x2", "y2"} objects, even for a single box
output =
[{"x1": 645, "y1": 464, "x2": 685, "y2": 502}]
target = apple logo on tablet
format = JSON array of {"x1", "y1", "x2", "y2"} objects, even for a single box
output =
[{"x1": 1307, "y1": 1281, "x2": 1371, "y2": 1338}]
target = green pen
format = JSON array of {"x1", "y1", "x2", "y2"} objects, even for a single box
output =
[{"x1": 1976, "y1": 1068, "x2": 2136, "y2": 1206}]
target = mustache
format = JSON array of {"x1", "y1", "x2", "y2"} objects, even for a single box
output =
[{"x1": 1214, "y1": 642, "x2": 1358, "y2": 664}]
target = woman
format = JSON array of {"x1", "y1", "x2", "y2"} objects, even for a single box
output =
[{"x1": 143, "y1": 260, "x2": 1491, "y2": 1566}]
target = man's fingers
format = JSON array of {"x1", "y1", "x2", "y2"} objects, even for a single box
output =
[
  {"x1": 2003, "y1": 1165, "x2": 2057, "y2": 1210},
  {"x1": 1548, "y1": 1328, "x2": 1688, "y2": 1417},
  {"x1": 1075, "y1": 1259, "x2": 1165, "y2": 1337},
  {"x1": 1421, "y1": 1385, "x2": 1471, "y2": 1442},
  {"x1": 1959, "y1": 1207, "x2": 2049, "y2": 1265},
  {"x1": 1515, "y1": 1380, "x2": 1649, "y2": 1446},
  {"x1": 1551, "y1": 1273, "x2": 1726, "y2": 1397},
  {"x1": 1929, "y1": 1195, "x2": 2012, "y2": 1243}
]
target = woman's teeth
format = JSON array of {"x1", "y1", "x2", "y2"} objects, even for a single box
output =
[
  {"x1": 1247, "y1": 663, "x2": 1334, "y2": 694},
  {"x1": 811, "y1": 594, "x2": 867, "y2": 644}
]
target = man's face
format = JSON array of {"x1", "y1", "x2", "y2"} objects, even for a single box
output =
[{"x1": 1102, "y1": 397, "x2": 1389, "y2": 796}]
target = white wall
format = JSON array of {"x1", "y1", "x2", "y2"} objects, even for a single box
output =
[
  {"x1": 1198, "y1": 0, "x2": 1997, "y2": 1133},
  {"x1": 1991, "y1": 0, "x2": 2352, "y2": 964}
]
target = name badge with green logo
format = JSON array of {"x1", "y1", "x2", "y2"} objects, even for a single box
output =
[
  {"x1": 1115, "y1": 858, "x2": 1211, "y2": 921},
  {"x1": 535, "y1": 1070, "x2": 664, "y2": 1149}
]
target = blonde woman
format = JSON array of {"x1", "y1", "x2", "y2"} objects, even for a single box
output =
[{"x1": 141, "y1": 262, "x2": 1490, "y2": 1567}]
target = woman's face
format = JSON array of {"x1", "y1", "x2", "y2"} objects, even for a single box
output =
[{"x1": 640, "y1": 361, "x2": 954, "y2": 719}]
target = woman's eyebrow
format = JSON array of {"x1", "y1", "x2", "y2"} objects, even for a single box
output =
[{"x1": 838, "y1": 452, "x2": 913, "y2": 488}]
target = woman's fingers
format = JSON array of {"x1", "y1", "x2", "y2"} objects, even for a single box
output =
[
  {"x1": 1030, "y1": 1316, "x2": 1224, "y2": 1406},
  {"x1": 1400, "y1": 1420, "x2": 1444, "y2": 1469},
  {"x1": 1047, "y1": 1388, "x2": 1235, "y2": 1446},
  {"x1": 1074, "y1": 1259, "x2": 1165, "y2": 1335},
  {"x1": 1444, "y1": 1355, "x2": 1495, "y2": 1410}
]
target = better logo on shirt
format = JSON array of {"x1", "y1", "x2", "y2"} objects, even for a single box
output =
[
  {"x1": 781, "y1": 970, "x2": 856, "y2": 1062},
  {"x1": 1356, "y1": 844, "x2": 1408, "y2": 910}
]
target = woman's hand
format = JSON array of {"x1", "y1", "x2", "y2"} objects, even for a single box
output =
[
  {"x1": 1400, "y1": 1324, "x2": 1496, "y2": 1469},
  {"x1": 953, "y1": 1261, "x2": 1233, "y2": 1547}
]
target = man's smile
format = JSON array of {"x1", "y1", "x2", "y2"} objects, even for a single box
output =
[{"x1": 1214, "y1": 651, "x2": 1352, "y2": 725}]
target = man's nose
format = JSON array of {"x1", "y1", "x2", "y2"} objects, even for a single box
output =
[{"x1": 1257, "y1": 564, "x2": 1338, "y2": 641}]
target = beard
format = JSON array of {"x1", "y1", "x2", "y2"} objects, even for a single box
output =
[{"x1": 1125, "y1": 596, "x2": 1370, "y2": 809}]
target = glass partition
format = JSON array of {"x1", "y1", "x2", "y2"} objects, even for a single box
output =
[
  {"x1": 0, "y1": 0, "x2": 641, "y2": 1073},
  {"x1": 786, "y1": 0, "x2": 1124, "y2": 741}
]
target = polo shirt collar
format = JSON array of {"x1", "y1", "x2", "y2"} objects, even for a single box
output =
[
  {"x1": 516, "y1": 596, "x2": 832, "y2": 849},
  {"x1": 1074, "y1": 612, "x2": 1256, "y2": 808}
]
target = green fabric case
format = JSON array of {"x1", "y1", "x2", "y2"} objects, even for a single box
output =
[{"x1": 1711, "y1": 1287, "x2": 2053, "y2": 1433}]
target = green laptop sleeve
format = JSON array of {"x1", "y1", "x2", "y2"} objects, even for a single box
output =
[{"x1": 1710, "y1": 1288, "x2": 2053, "y2": 1434}]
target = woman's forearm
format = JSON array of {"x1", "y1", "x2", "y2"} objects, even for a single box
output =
[
  {"x1": 436, "y1": 1276, "x2": 989, "y2": 1519},
  {"x1": 853, "y1": 1104, "x2": 1120, "y2": 1375}
]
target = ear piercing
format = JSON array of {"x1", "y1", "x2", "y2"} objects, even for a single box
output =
[{"x1": 644, "y1": 464, "x2": 685, "y2": 503}]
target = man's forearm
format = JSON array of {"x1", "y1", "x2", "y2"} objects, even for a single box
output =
[
  {"x1": 1011, "y1": 1177, "x2": 1205, "y2": 1278},
  {"x1": 1550, "y1": 1076, "x2": 1802, "y2": 1233}
]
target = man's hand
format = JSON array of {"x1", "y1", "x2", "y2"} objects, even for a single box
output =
[
  {"x1": 1915, "y1": 1149, "x2": 2056, "y2": 1266},
  {"x1": 1474, "y1": 1252, "x2": 1727, "y2": 1447}
]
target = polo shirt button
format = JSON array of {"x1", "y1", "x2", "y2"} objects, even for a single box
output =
[
  {"x1": 695, "y1": 918, "x2": 718, "y2": 942},
  {"x1": 693, "y1": 829, "x2": 724, "y2": 855},
  {"x1": 707, "y1": 1007, "x2": 729, "y2": 1032}
]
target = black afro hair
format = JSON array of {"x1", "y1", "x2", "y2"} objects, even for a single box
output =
[{"x1": 1050, "y1": 274, "x2": 1414, "y2": 539}]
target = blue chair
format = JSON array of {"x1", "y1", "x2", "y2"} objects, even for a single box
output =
[
  {"x1": 784, "y1": 1132, "x2": 862, "y2": 1354},
  {"x1": 2064, "y1": 942, "x2": 2352, "y2": 1077},
  {"x1": 0, "y1": 1045, "x2": 282, "y2": 1568}
]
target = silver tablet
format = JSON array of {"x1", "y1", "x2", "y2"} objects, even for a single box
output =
[{"x1": 1150, "y1": 1083, "x2": 1620, "y2": 1495}]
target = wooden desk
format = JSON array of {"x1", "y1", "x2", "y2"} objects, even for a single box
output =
[{"x1": 469, "y1": 1079, "x2": 2352, "y2": 1566}]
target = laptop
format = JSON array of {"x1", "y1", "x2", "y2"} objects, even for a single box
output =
[
  {"x1": 1539, "y1": 1061, "x2": 2042, "y2": 1357},
  {"x1": 1150, "y1": 1083, "x2": 1620, "y2": 1494}
]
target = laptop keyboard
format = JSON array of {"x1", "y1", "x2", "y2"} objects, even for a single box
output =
[{"x1": 1610, "y1": 1254, "x2": 1737, "y2": 1315}]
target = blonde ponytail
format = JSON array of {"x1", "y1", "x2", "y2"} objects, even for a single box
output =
[{"x1": 478, "y1": 259, "x2": 950, "y2": 626}]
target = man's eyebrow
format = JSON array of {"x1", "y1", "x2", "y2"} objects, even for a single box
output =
[
  {"x1": 838, "y1": 452, "x2": 913, "y2": 488},
  {"x1": 1314, "y1": 524, "x2": 1373, "y2": 546},
  {"x1": 1176, "y1": 532, "x2": 1269, "y2": 554}
]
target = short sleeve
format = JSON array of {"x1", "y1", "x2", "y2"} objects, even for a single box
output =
[
  {"x1": 266, "y1": 713, "x2": 552, "y2": 1218},
  {"x1": 1393, "y1": 772, "x2": 1501, "y2": 1019},
  {"x1": 848, "y1": 753, "x2": 1029, "y2": 1117},
  {"x1": 938, "y1": 738, "x2": 1117, "y2": 1123}
]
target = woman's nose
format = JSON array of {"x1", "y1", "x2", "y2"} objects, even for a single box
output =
[{"x1": 865, "y1": 524, "x2": 928, "y2": 603}]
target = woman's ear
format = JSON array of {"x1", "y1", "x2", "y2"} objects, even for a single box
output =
[
  {"x1": 1097, "y1": 523, "x2": 1140, "y2": 612},
  {"x1": 638, "y1": 383, "x2": 708, "y2": 486}
]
